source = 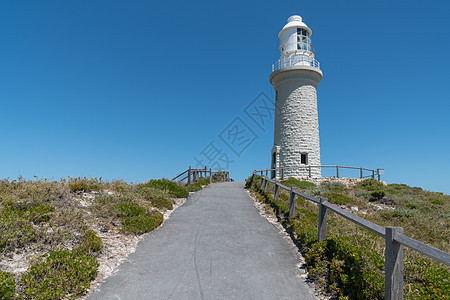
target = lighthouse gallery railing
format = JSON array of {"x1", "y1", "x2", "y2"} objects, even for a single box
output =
[{"x1": 272, "y1": 53, "x2": 321, "y2": 72}]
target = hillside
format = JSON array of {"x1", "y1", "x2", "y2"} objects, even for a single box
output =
[
  {"x1": 246, "y1": 176, "x2": 449, "y2": 299},
  {"x1": 0, "y1": 177, "x2": 210, "y2": 299}
]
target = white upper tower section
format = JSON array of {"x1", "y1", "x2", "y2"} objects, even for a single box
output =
[{"x1": 272, "y1": 15, "x2": 320, "y2": 71}]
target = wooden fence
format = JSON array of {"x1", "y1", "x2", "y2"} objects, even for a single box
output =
[
  {"x1": 250, "y1": 171, "x2": 450, "y2": 300},
  {"x1": 171, "y1": 166, "x2": 230, "y2": 187},
  {"x1": 259, "y1": 165, "x2": 383, "y2": 181}
]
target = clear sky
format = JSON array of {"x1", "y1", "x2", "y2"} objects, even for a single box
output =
[{"x1": 1, "y1": 1, "x2": 449, "y2": 194}]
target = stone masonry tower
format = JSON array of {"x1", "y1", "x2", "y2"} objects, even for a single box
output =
[{"x1": 270, "y1": 15, "x2": 323, "y2": 179}]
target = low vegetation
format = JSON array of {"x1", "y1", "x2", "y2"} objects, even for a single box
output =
[
  {"x1": 0, "y1": 176, "x2": 210, "y2": 299},
  {"x1": 247, "y1": 176, "x2": 449, "y2": 299}
]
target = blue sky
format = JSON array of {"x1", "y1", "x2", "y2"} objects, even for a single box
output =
[{"x1": 1, "y1": 1, "x2": 449, "y2": 194}]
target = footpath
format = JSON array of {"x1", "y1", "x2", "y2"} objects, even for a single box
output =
[{"x1": 88, "y1": 182, "x2": 316, "y2": 300}]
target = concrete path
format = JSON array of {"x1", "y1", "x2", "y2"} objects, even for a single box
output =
[{"x1": 88, "y1": 182, "x2": 316, "y2": 300}]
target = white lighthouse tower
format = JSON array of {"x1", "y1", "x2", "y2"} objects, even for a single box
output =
[{"x1": 270, "y1": 15, "x2": 323, "y2": 179}]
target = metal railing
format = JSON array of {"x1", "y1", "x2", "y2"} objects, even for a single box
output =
[
  {"x1": 171, "y1": 166, "x2": 230, "y2": 187},
  {"x1": 250, "y1": 172, "x2": 450, "y2": 299},
  {"x1": 272, "y1": 53, "x2": 321, "y2": 72},
  {"x1": 255, "y1": 165, "x2": 383, "y2": 181}
]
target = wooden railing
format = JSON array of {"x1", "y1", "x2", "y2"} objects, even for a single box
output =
[
  {"x1": 250, "y1": 171, "x2": 450, "y2": 300},
  {"x1": 257, "y1": 165, "x2": 383, "y2": 181},
  {"x1": 172, "y1": 166, "x2": 230, "y2": 187}
]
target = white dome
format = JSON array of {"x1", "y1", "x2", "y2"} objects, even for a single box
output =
[{"x1": 279, "y1": 15, "x2": 312, "y2": 38}]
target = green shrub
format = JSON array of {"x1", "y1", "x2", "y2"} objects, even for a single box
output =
[
  {"x1": 212, "y1": 171, "x2": 226, "y2": 182},
  {"x1": 21, "y1": 250, "x2": 99, "y2": 300},
  {"x1": 198, "y1": 177, "x2": 210, "y2": 185},
  {"x1": 77, "y1": 230, "x2": 103, "y2": 254},
  {"x1": 321, "y1": 181, "x2": 346, "y2": 191},
  {"x1": 370, "y1": 190, "x2": 386, "y2": 201},
  {"x1": 115, "y1": 202, "x2": 146, "y2": 218},
  {"x1": 69, "y1": 182, "x2": 89, "y2": 193},
  {"x1": 428, "y1": 198, "x2": 444, "y2": 205},
  {"x1": 142, "y1": 179, "x2": 189, "y2": 198},
  {"x1": 405, "y1": 258, "x2": 450, "y2": 299},
  {"x1": 114, "y1": 202, "x2": 164, "y2": 234},
  {"x1": 324, "y1": 192, "x2": 353, "y2": 205},
  {"x1": 406, "y1": 203, "x2": 419, "y2": 209},
  {"x1": 305, "y1": 237, "x2": 384, "y2": 299},
  {"x1": 150, "y1": 196, "x2": 173, "y2": 210},
  {"x1": 244, "y1": 175, "x2": 255, "y2": 189},
  {"x1": 188, "y1": 183, "x2": 202, "y2": 192},
  {"x1": 281, "y1": 177, "x2": 316, "y2": 190},
  {"x1": 68, "y1": 178, "x2": 103, "y2": 193},
  {"x1": 0, "y1": 201, "x2": 54, "y2": 252},
  {"x1": 0, "y1": 270, "x2": 15, "y2": 300},
  {"x1": 355, "y1": 179, "x2": 385, "y2": 191},
  {"x1": 122, "y1": 213, "x2": 159, "y2": 234}
]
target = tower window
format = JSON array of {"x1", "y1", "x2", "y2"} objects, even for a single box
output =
[
  {"x1": 297, "y1": 28, "x2": 311, "y2": 51},
  {"x1": 301, "y1": 153, "x2": 308, "y2": 164}
]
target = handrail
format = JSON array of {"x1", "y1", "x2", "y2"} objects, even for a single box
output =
[
  {"x1": 172, "y1": 166, "x2": 230, "y2": 187},
  {"x1": 250, "y1": 171, "x2": 450, "y2": 299},
  {"x1": 394, "y1": 234, "x2": 450, "y2": 265},
  {"x1": 272, "y1": 52, "x2": 321, "y2": 72},
  {"x1": 254, "y1": 165, "x2": 382, "y2": 181}
]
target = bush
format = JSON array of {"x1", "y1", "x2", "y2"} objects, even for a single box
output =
[
  {"x1": 142, "y1": 179, "x2": 189, "y2": 198},
  {"x1": 188, "y1": 183, "x2": 202, "y2": 192},
  {"x1": 370, "y1": 190, "x2": 386, "y2": 201},
  {"x1": 77, "y1": 230, "x2": 103, "y2": 254},
  {"x1": 21, "y1": 250, "x2": 99, "y2": 300},
  {"x1": 324, "y1": 192, "x2": 353, "y2": 205},
  {"x1": 281, "y1": 177, "x2": 315, "y2": 190},
  {"x1": 0, "y1": 270, "x2": 15, "y2": 300},
  {"x1": 115, "y1": 202, "x2": 146, "y2": 218},
  {"x1": 0, "y1": 201, "x2": 55, "y2": 252},
  {"x1": 114, "y1": 202, "x2": 163, "y2": 234},
  {"x1": 150, "y1": 196, "x2": 173, "y2": 210},
  {"x1": 305, "y1": 237, "x2": 384, "y2": 299},
  {"x1": 321, "y1": 181, "x2": 346, "y2": 191},
  {"x1": 212, "y1": 171, "x2": 227, "y2": 182},
  {"x1": 428, "y1": 198, "x2": 444, "y2": 205},
  {"x1": 198, "y1": 177, "x2": 210, "y2": 185},
  {"x1": 69, "y1": 180, "x2": 102, "y2": 193},
  {"x1": 122, "y1": 213, "x2": 163, "y2": 234},
  {"x1": 355, "y1": 179, "x2": 385, "y2": 191},
  {"x1": 405, "y1": 258, "x2": 450, "y2": 299}
]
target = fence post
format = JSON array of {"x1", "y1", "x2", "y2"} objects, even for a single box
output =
[
  {"x1": 265, "y1": 169, "x2": 268, "y2": 177},
  {"x1": 372, "y1": 170, "x2": 375, "y2": 179},
  {"x1": 264, "y1": 178, "x2": 269, "y2": 192},
  {"x1": 274, "y1": 183, "x2": 279, "y2": 201},
  {"x1": 318, "y1": 198, "x2": 328, "y2": 241},
  {"x1": 309, "y1": 165, "x2": 312, "y2": 178},
  {"x1": 289, "y1": 187, "x2": 297, "y2": 217},
  {"x1": 360, "y1": 167, "x2": 363, "y2": 179},
  {"x1": 250, "y1": 173, "x2": 255, "y2": 185},
  {"x1": 260, "y1": 177, "x2": 265, "y2": 190},
  {"x1": 188, "y1": 166, "x2": 191, "y2": 187},
  {"x1": 336, "y1": 165, "x2": 340, "y2": 178},
  {"x1": 281, "y1": 168, "x2": 284, "y2": 180},
  {"x1": 385, "y1": 227, "x2": 404, "y2": 300}
]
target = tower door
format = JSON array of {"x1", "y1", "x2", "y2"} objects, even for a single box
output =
[{"x1": 271, "y1": 152, "x2": 277, "y2": 179}]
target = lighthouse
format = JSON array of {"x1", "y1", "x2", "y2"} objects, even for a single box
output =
[{"x1": 270, "y1": 15, "x2": 323, "y2": 179}]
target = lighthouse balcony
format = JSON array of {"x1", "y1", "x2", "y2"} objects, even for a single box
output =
[{"x1": 272, "y1": 53, "x2": 320, "y2": 72}]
